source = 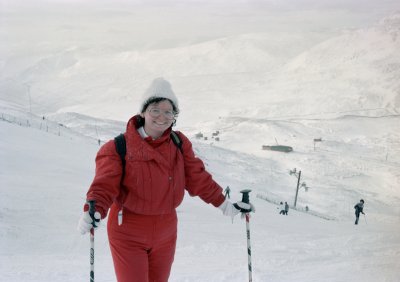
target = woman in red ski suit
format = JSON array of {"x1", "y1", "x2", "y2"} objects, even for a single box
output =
[{"x1": 78, "y1": 78, "x2": 254, "y2": 282}]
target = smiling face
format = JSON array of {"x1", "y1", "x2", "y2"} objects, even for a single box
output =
[{"x1": 141, "y1": 99, "x2": 175, "y2": 139}]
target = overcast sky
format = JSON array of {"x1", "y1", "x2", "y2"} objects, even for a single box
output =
[{"x1": 2, "y1": 0, "x2": 400, "y2": 53}]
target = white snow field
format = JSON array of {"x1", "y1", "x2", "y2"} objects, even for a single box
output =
[
  {"x1": 0, "y1": 109, "x2": 399, "y2": 282},
  {"x1": 1, "y1": 0, "x2": 400, "y2": 281}
]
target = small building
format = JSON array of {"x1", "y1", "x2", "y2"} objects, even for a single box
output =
[
  {"x1": 262, "y1": 145, "x2": 293, "y2": 153},
  {"x1": 195, "y1": 132, "x2": 204, "y2": 139}
]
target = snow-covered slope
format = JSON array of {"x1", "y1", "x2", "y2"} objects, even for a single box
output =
[{"x1": 1, "y1": 114, "x2": 399, "y2": 282}]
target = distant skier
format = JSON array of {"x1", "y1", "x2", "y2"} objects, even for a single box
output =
[
  {"x1": 279, "y1": 202, "x2": 285, "y2": 215},
  {"x1": 284, "y1": 202, "x2": 289, "y2": 215},
  {"x1": 354, "y1": 199, "x2": 365, "y2": 225},
  {"x1": 224, "y1": 186, "x2": 231, "y2": 199}
]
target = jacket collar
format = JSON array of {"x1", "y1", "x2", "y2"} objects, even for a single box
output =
[{"x1": 125, "y1": 115, "x2": 172, "y2": 165}]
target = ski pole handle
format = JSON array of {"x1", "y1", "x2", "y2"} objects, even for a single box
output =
[
  {"x1": 88, "y1": 200, "x2": 96, "y2": 219},
  {"x1": 234, "y1": 189, "x2": 253, "y2": 213},
  {"x1": 240, "y1": 189, "x2": 252, "y2": 204}
]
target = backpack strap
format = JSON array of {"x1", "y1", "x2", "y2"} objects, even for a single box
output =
[
  {"x1": 170, "y1": 131, "x2": 183, "y2": 153},
  {"x1": 114, "y1": 133, "x2": 126, "y2": 168}
]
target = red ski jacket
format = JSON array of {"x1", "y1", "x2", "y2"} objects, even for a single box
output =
[{"x1": 86, "y1": 115, "x2": 225, "y2": 218}]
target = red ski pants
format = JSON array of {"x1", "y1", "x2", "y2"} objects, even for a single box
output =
[{"x1": 107, "y1": 205, "x2": 177, "y2": 282}]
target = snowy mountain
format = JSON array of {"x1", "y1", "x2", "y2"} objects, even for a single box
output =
[
  {"x1": 2, "y1": 13, "x2": 400, "y2": 125},
  {"x1": 232, "y1": 14, "x2": 400, "y2": 120}
]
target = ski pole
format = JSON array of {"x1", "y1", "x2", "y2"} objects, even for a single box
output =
[
  {"x1": 88, "y1": 200, "x2": 96, "y2": 282},
  {"x1": 239, "y1": 189, "x2": 253, "y2": 282},
  {"x1": 363, "y1": 213, "x2": 367, "y2": 225}
]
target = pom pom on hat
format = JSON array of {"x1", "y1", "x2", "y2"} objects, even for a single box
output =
[{"x1": 140, "y1": 78, "x2": 179, "y2": 112}]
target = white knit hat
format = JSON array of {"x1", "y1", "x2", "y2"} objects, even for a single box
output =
[{"x1": 140, "y1": 78, "x2": 179, "y2": 112}]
